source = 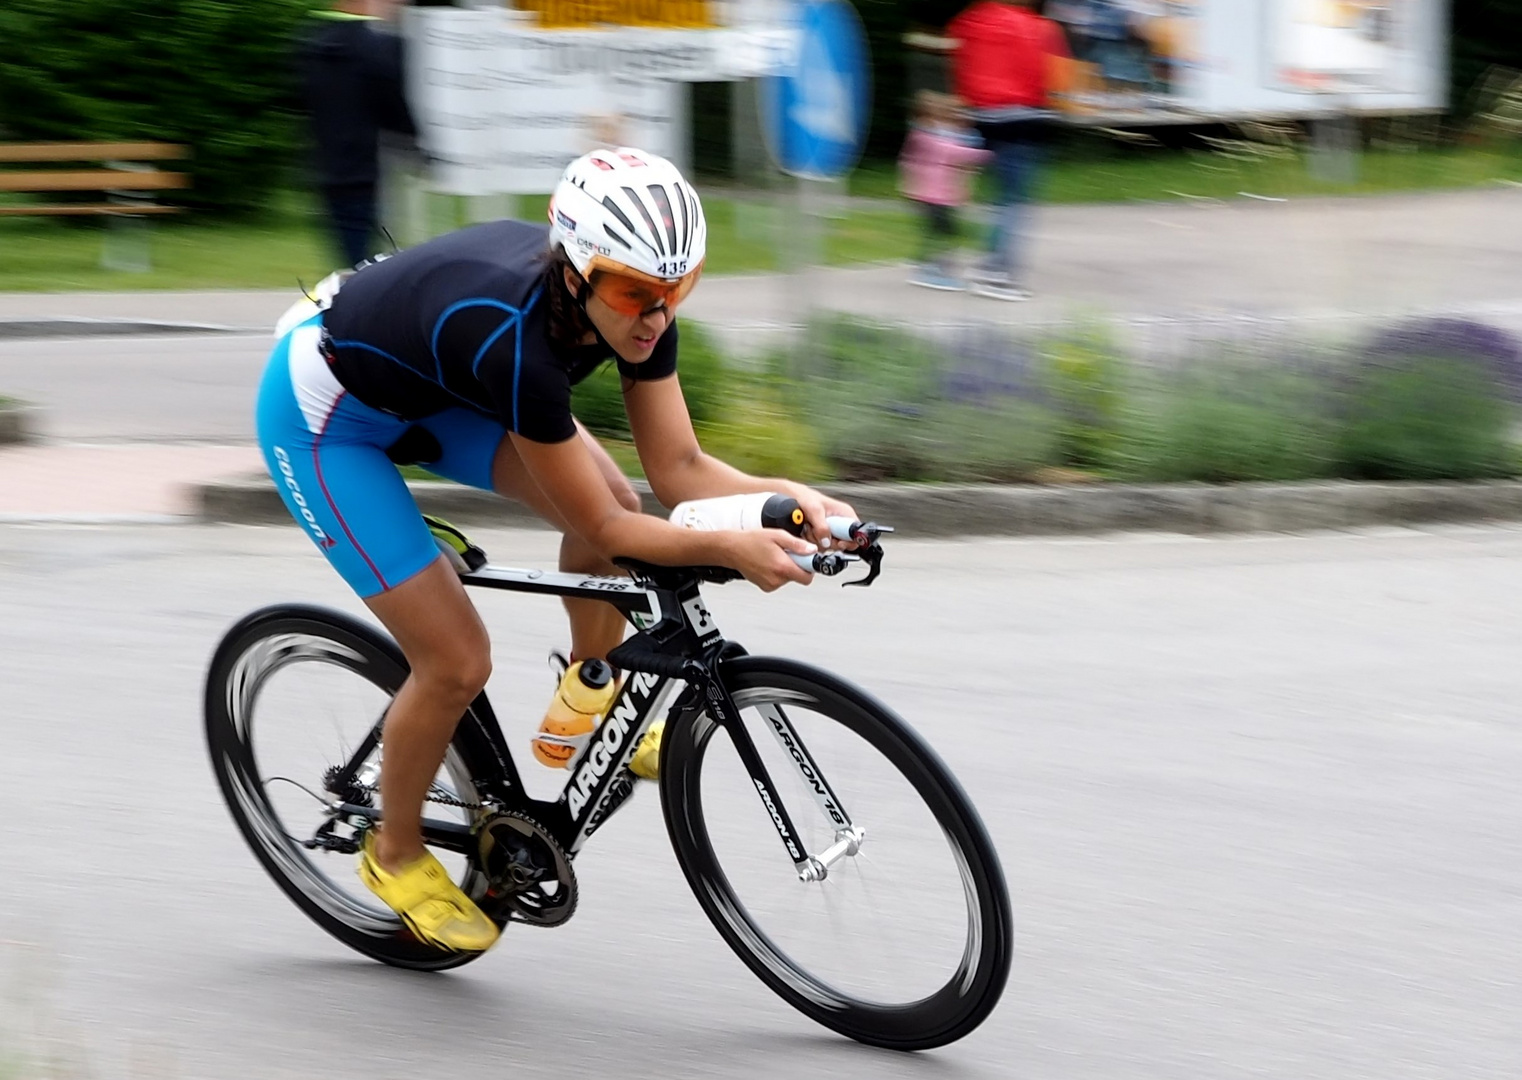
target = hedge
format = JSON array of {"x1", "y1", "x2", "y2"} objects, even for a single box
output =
[{"x1": 0, "y1": 0, "x2": 309, "y2": 215}]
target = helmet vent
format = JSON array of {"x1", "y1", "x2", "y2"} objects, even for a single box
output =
[
  {"x1": 600, "y1": 196, "x2": 638, "y2": 237},
  {"x1": 622, "y1": 186, "x2": 666, "y2": 257},
  {"x1": 647, "y1": 185, "x2": 679, "y2": 254},
  {"x1": 675, "y1": 183, "x2": 692, "y2": 251},
  {"x1": 602, "y1": 223, "x2": 634, "y2": 251}
]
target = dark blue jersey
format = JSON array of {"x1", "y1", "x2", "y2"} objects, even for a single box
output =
[{"x1": 322, "y1": 219, "x2": 678, "y2": 443}]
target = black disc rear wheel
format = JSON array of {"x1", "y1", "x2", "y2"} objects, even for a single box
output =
[{"x1": 661, "y1": 656, "x2": 1013, "y2": 1050}]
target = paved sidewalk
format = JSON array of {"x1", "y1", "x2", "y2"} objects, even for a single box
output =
[
  {"x1": 0, "y1": 290, "x2": 289, "y2": 331},
  {"x1": 0, "y1": 444, "x2": 262, "y2": 520}
]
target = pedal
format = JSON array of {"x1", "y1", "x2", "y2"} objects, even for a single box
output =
[{"x1": 424, "y1": 514, "x2": 487, "y2": 574}]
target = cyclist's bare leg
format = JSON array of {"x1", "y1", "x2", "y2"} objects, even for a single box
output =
[
  {"x1": 491, "y1": 421, "x2": 637, "y2": 661},
  {"x1": 362, "y1": 557, "x2": 492, "y2": 873},
  {"x1": 361, "y1": 424, "x2": 632, "y2": 872}
]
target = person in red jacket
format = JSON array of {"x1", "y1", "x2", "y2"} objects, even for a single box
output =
[{"x1": 947, "y1": 0, "x2": 1069, "y2": 301}]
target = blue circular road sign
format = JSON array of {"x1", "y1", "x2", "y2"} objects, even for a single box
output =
[{"x1": 760, "y1": 0, "x2": 872, "y2": 180}]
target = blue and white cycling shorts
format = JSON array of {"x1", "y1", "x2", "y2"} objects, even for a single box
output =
[{"x1": 255, "y1": 314, "x2": 507, "y2": 597}]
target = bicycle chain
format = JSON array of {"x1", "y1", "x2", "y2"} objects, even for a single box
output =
[{"x1": 424, "y1": 784, "x2": 484, "y2": 812}]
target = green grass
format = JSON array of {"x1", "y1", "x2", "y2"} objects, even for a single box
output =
[
  {"x1": 0, "y1": 187, "x2": 925, "y2": 291},
  {"x1": 0, "y1": 190, "x2": 334, "y2": 293},
  {"x1": 2, "y1": 142, "x2": 1519, "y2": 293}
]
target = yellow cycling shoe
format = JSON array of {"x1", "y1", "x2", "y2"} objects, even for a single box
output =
[
  {"x1": 358, "y1": 831, "x2": 499, "y2": 953},
  {"x1": 629, "y1": 720, "x2": 663, "y2": 781}
]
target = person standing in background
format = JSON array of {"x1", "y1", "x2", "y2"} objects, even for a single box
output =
[
  {"x1": 947, "y1": 0, "x2": 1069, "y2": 301},
  {"x1": 898, "y1": 91, "x2": 992, "y2": 291},
  {"x1": 295, "y1": 0, "x2": 418, "y2": 268}
]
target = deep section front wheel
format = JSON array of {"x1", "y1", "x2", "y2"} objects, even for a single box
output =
[
  {"x1": 204, "y1": 604, "x2": 504, "y2": 970},
  {"x1": 660, "y1": 656, "x2": 1013, "y2": 1050}
]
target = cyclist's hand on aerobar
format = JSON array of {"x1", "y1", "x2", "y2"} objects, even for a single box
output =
[
  {"x1": 793, "y1": 489, "x2": 862, "y2": 550},
  {"x1": 728, "y1": 529, "x2": 815, "y2": 591}
]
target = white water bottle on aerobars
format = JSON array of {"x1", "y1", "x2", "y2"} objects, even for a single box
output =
[{"x1": 668, "y1": 493, "x2": 807, "y2": 536}]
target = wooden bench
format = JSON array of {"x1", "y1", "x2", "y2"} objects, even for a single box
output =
[{"x1": 0, "y1": 142, "x2": 189, "y2": 217}]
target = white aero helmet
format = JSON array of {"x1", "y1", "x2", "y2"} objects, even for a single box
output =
[{"x1": 548, "y1": 147, "x2": 707, "y2": 284}]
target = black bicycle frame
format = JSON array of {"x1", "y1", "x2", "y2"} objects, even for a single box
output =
[{"x1": 327, "y1": 560, "x2": 840, "y2": 877}]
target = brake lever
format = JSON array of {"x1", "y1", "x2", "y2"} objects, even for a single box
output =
[
  {"x1": 837, "y1": 521, "x2": 891, "y2": 588},
  {"x1": 842, "y1": 542, "x2": 884, "y2": 587}
]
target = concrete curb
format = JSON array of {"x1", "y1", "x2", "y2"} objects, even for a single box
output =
[
  {"x1": 0, "y1": 402, "x2": 41, "y2": 445},
  {"x1": 0, "y1": 318, "x2": 246, "y2": 339},
  {"x1": 195, "y1": 474, "x2": 1522, "y2": 537}
]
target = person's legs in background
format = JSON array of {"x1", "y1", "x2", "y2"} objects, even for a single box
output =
[
  {"x1": 321, "y1": 183, "x2": 379, "y2": 268},
  {"x1": 929, "y1": 203, "x2": 960, "y2": 275},
  {"x1": 976, "y1": 138, "x2": 1011, "y2": 279},
  {"x1": 912, "y1": 199, "x2": 938, "y2": 267},
  {"x1": 910, "y1": 202, "x2": 964, "y2": 291},
  {"x1": 975, "y1": 134, "x2": 1041, "y2": 300}
]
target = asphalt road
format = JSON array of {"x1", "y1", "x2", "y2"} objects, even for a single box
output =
[{"x1": 2, "y1": 522, "x2": 1521, "y2": 1079}]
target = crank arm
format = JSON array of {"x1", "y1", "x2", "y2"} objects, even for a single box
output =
[{"x1": 325, "y1": 802, "x2": 476, "y2": 857}]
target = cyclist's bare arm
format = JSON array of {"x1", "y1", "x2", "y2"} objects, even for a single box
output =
[
  {"x1": 508, "y1": 430, "x2": 812, "y2": 591},
  {"x1": 622, "y1": 373, "x2": 859, "y2": 543}
]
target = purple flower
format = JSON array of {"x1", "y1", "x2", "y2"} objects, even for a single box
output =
[
  {"x1": 938, "y1": 326, "x2": 1048, "y2": 405},
  {"x1": 1363, "y1": 318, "x2": 1522, "y2": 400}
]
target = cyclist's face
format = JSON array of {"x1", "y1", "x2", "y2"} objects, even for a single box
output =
[{"x1": 565, "y1": 266, "x2": 673, "y2": 365}]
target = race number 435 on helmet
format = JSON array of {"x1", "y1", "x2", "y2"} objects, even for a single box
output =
[{"x1": 548, "y1": 147, "x2": 707, "y2": 317}]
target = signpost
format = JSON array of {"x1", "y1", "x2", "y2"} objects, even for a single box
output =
[
  {"x1": 759, "y1": 0, "x2": 871, "y2": 181},
  {"x1": 756, "y1": 0, "x2": 871, "y2": 336}
]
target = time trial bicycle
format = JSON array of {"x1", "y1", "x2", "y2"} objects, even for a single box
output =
[{"x1": 203, "y1": 519, "x2": 1012, "y2": 1050}]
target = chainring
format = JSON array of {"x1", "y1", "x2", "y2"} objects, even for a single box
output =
[{"x1": 476, "y1": 811, "x2": 578, "y2": 928}]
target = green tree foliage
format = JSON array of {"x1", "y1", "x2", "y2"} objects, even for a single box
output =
[
  {"x1": 846, "y1": 0, "x2": 911, "y2": 161},
  {"x1": 1452, "y1": 0, "x2": 1522, "y2": 112},
  {"x1": 0, "y1": 0, "x2": 310, "y2": 215}
]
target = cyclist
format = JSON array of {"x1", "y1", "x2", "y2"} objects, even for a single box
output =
[{"x1": 255, "y1": 147, "x2": 857, "y2": 955}]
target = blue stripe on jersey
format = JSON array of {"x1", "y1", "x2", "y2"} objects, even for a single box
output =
[
  {"x1": 512, "y1": 284, "x2": 547, "y2": 436},
  {"x1": 329, "y1": 338, "x2": 484, "y2": 412},
  {"x1": 472, "y1": 315, "x2": 518, "y2": 380},
  {"x1": 430, "y1": 298, "x2": 523, "y2": 381}
]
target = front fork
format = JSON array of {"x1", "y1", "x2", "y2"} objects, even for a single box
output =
[{"x1": 701, "y1": 672, "x2": 864, "y2": 883}]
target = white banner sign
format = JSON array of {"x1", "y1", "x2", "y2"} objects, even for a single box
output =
[
  {"x1": 1269, "y1": 0, "x2": 1419, "y2": 94},
  {"x1": 406, "y1": 9, "x2": 795, "y2": 196},
  {"x1": 937, "y1": 0, "x2": 1444, "y2": 126}
]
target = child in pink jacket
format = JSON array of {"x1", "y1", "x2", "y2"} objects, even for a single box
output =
[{"x1": 899, "y1": 90, "x2": 993, "y2": 291}]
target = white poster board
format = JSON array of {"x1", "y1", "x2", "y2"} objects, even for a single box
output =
[
  {"x1": 1268, "y1": 0, "x2": 1420, "y2": 94},
  {"x1": 1194, "y1": 0, "x2": 1444, "y2": 117},
  {"x1": 406, "y1": 8, "x2": 795, "y2": 196},
  {"x1": 957, "y1": 0, "x2": 1445, "y2": 124}
]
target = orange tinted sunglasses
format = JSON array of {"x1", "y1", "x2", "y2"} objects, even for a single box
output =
[{"x1": 585, "y1": 257, "x2": 703, "y2": 318}]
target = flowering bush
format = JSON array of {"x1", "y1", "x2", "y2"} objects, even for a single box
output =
[{"x1": 587, "y1": 315, "x2": 1522, "y2": 485}]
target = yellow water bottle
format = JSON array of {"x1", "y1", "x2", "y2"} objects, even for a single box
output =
[{"x1": 532, "y1": 658, "x2": 616, "y2": 769}]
